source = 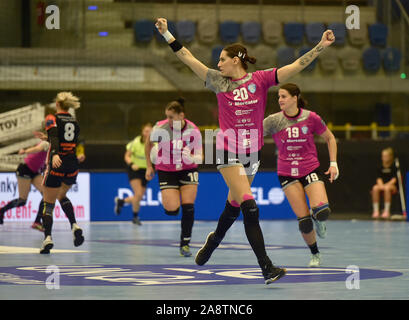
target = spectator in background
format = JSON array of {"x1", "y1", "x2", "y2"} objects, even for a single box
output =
[
  {"x1": 371, "y1": 147, "x2": 398, "y2": 219},
  {"x1": 114, "y1": 123, "x2": 152, "y2": 225}
]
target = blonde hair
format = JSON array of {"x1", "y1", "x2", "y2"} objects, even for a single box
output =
[
  {"x1": 55, "y1": 92, "x2": 80, "y2": 110},
  {"x1": 382, "y1": 147, "x2": 394, "y2": 158}
]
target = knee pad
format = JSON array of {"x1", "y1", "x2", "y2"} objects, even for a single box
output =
[
  {"x1": 225, "y1": 201, "x2": 240, "y2": 219},
  {"x1": 298, "y1": 216, "x2": 313, "y2": 234},
  {"x1": 16, "y1": 198, "x2": 27, "y2": 207},
  {"x1": 312, "y1": 203, "x2": 331, "y2": 221},
  {"x1": 240, "y1": 199, "x2": 259, "y2": 224},
  {"x1": 164, "y1": 208, "x2": 180, "y2": 216}
]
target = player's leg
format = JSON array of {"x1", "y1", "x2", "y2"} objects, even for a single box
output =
[
  {"x1": 179, "y1": 183, "x2": 198, "y2": 257},
  {"x1": 303, "y1": 172, "x2": 330, "y2": 239},
  {"x1": 0, "y1": 175, "x2": 30, "y2": 224},
  {"x1": 371, "y1": 184, "x2": 381, "y2": 218},
  {"x1": 283, "y1": 181, "x2": 321, "y2": 267},
  {"x1": 60, "y1": 169, "x2": 84, "y2": 247},
  {"x1": 220, "y1": 165, "x2": 285, "y2": 283},
  {"x1": 381, "y1": 184, "x2": 397, "y2": 219},
  {"x1": 31, "y1": 175, "x2": 45, "y2": 231},
  {"x1": 130, "y1": 178, "x2": 145, "y2": 225},
  {"x1": 40, "y1": 184, "x2": 59, "y2": 254}
]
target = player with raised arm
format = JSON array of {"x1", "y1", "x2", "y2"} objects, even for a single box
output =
[{"x1": 155, "y1": 17, "x2": 334, "y2": 283}]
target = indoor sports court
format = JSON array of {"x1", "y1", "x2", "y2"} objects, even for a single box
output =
[{"x1": 1, "y1": 0, "x2": 409, "y2": 304}]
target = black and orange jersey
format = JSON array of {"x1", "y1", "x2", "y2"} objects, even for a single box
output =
[{"x1": 45, "y1": 112, "x2": 80, "y2": 157}]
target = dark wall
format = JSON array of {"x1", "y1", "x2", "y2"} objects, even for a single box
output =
[{"x1": 81, "y1": 139, "x2": 408, "y2": 214}]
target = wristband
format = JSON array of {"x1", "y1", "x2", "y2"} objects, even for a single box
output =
[
  {"x1": 330, "y1": 161, "x2": 339, "y2": 180},
  {"x1": 169, "y1": 39, "x2": 183, "y2": 52},
  {"x1": 162, "y1": 30, "x2": 173, "y2": 42}
]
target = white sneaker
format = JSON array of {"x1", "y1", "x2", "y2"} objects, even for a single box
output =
[
  {"x1": 308, "y1": 253, "x2": 322, "y2": 268},
  {"x1": 72, "y1": 223, "x2": 84, "y2": 247},
  {"x1": 40, "y1": 236, "x2": 54, "y2": 254}
]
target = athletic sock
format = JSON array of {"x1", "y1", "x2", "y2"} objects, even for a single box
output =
[
  {"x1": 42, "y1": 202, "x2": 55, "y2": 238},
  {"x1": 35, "y1": 200, "x2": 44, "y2": 224},
  {"x1": 373, "y1": 202, "x2": 379, "y2": 212},
  {"x1": 133, "y1": 211, "x2": 139, "y2": 218},
  {"x1": 180, "y1": 204, "x2": 194, "y2": 247},
  {"x1": 60, "y1": 197, "x2": 76, "y2": 228},
  {"x1": 241, "y1": 199, "x2": 268, "y2": 261},
  {"x1": 384, "y1": 202, "x2": 391, "y2": 213},
  {"x1": 214, "y1": 200, "x2": 241, "y2": 242},
  {"x1": 308, "y1": 242, "x2": 320, "y2": 255},
  {"x1": 0, "y1": 198, "x2": 26, "y2": 215}
]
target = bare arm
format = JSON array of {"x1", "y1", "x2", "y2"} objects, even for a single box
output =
[
  {"x1": 124, "y1": 150, "x2": 132, "y2": 166},
  {"x1": 277, "y1": 30, "x2": 335, "y2": 83},
  {"x1": 155, "y1": 18, "x2": 209, "y2": 81},
  {"x1": 321, "y1": 128, "x2": 338, "y2": 182},
  {"x1": 19, "y1": 141, "x2": 48, "y2": 155}
]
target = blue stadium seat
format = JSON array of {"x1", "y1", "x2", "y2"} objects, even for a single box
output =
[
  {"x1": 277, "y1": 46, "x2": 295, "y2": 68},
  {"x1": 283, "y1": 22, "x2": 304, "y2": 45},
  {"x1": 176, "y1": 20, "x2": 196, "y2": 43},
  {"x1": 133, "y1": 19, "x2": 155, "y2": 43},
  {"x1": 155, "y1": 20, "x2": 176, "y2": 43},
  {"x1": 305, "y1": 22, "x2": 325, "y2": 45},
  {"x1": 211, "y1": 45, "x2": 224, "y2": 68},
  {"x1": 382, "y1": 47, "x2": 402, "y2": 72},
  {"x1": 362, "y1": 47, "x2": 381, "y2": 72},
  {"x1": 220, "y1": 21, "x2": 241, "y2": 43},
  {"x1": 328, "y1": 22, "x2": 346, "y2": 45},
  {"x1": 241, "y1": 21, "x2": 261, "y2": 44},
  {"x1": 298, "y1": 46, "x2": 317, "y2": 71},
  {"x1": 368, "y1": 23, "x2": 388, "y2": 47}
]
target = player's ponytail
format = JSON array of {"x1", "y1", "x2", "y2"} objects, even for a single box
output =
[
  {"x1": 55, "y1": 92, "x2": 80, "y2": 110},
  {"x1": 279, "y1": 83, "x2": 308, "y2": 109}
]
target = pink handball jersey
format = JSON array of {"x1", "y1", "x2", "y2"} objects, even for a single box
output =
[
  {"x1": 151, "y1": 118, "x2": 202, "y2": 172},
  {"x1": 24, "y1": 141, "x2": 49, "y2": 174},
  {"x1": 205, "y1": 68, "x2": 279, "y2": 154},
  {"x1": 263, "y1": 109, "x2": 327, "y2": 178}
]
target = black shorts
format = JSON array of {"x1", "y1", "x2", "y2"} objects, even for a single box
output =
[
  {"x1": 278, "y1": 170, "x2": 324, "y2": 190},
  {"x1": 16, "y1": 163, "x2": 41, "y2": 180},
  {"x1": 127, "y1": 166, "x2": 148, "y2": 187},
  {"x1": 157, "y1": 169, "x2": 199, "y2": 190},
  {"x1": 216, "y1": 149, "x2": 261, "y2": 176},
  {"x1": 43, "y1": 156, "x2": 79, "y2": 188}
]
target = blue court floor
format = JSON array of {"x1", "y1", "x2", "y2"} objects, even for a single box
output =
[{"x1": 0, "y1": 218, "x2": 408, "y2": 300}]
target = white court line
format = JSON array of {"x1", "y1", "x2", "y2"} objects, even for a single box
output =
[{"x1": 0, "y1": 245, "x2": 88, "y2": 254}]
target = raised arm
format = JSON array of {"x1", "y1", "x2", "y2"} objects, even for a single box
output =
[
  {"x1": 277, "y1": 30, "x2": 335, "y2": 83},
  {"x1": 155, "y1": 18, "x2": 209, "y2": 81}
]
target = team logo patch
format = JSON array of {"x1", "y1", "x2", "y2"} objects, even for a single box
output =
[
  {"x1": 301, "y1": 126, "x2": 308, "y2": 134},
  {"x1": 247, "y1": 83, "x2": 256, "y2": 94},
  {"x1": 0, "y1": 265, "x2": 402, "y2": 286}
]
